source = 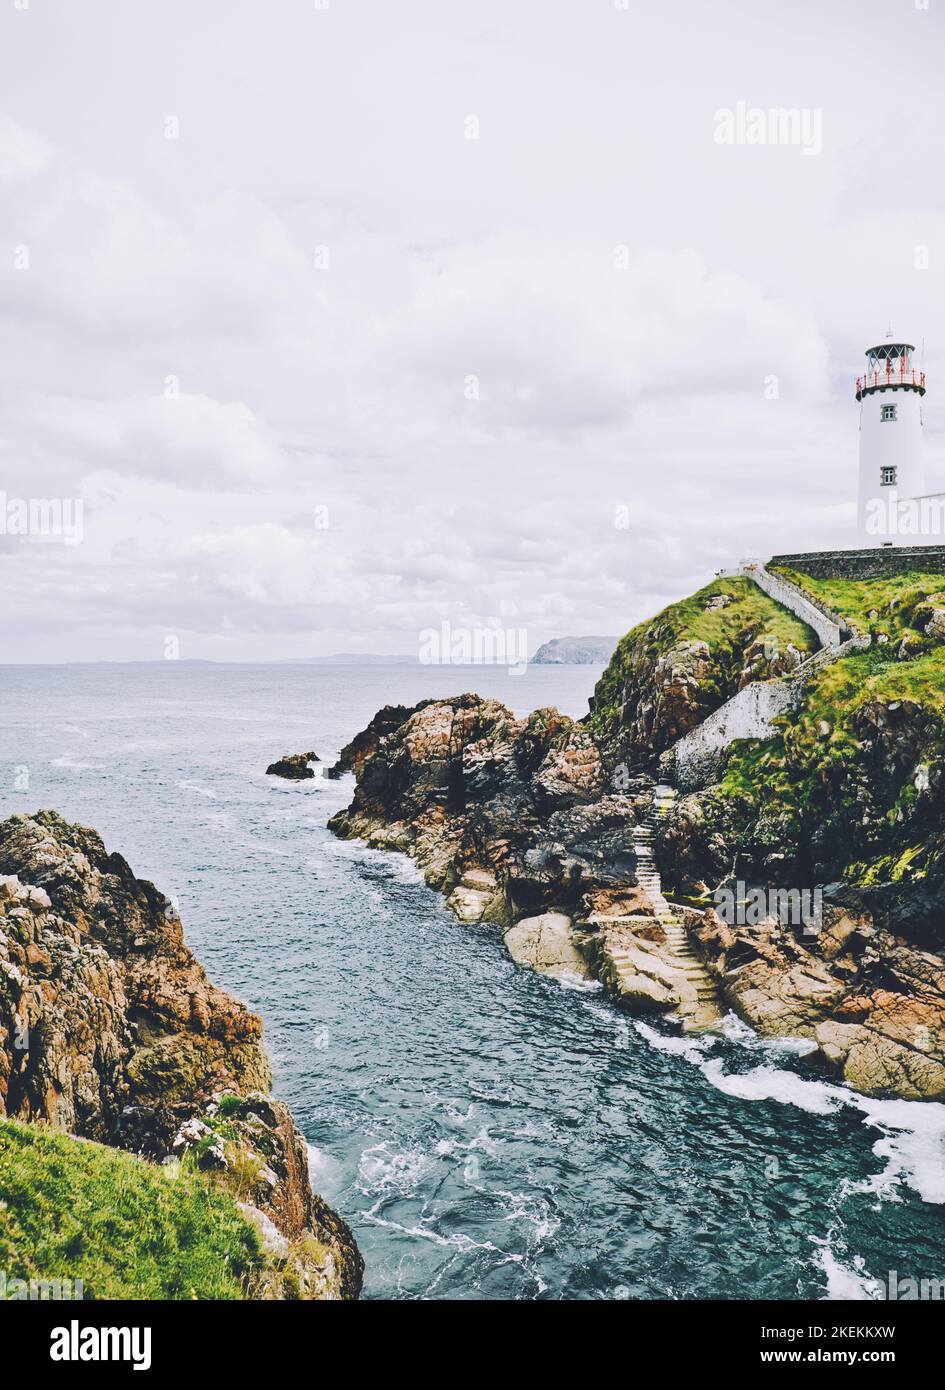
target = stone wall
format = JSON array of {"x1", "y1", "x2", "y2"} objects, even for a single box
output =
[{"x1": 772, "y1": 546, "x2": 945, "y2": 581}]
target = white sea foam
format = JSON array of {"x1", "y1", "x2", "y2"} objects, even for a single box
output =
[
  {"x1": 307, "y1": 1142, "x2": 343, "y2": 1201},
  {"x1": 433, "y1": 1125, "x2": 500, "y2": 1160},
  {"x1": 176, "y1": 779, "x2": 218, "y2": 798},
  {"x1": 634, "y1": 1020, "x2": 718, "y2": 1065},
  {"x1": 362, "y1": 1204, "x2": 503, "y2": 1256},
  {"x1": 434, "y1": 1099, "x2": 475, "y2": 1125},
  {"x1": 811, "y1": 1239, "x2": 883, "y2": 1300},
  {"x1": 358, "y1": 1141, "x2": 432, "y2": 1194},
  {"x1": 555, "y1": 969, "x2": 603, "y2": 993},
  {"x1": 490, "y1": 1188, "x2": 561, "y2": 1243},
  {"x1": 701, "y1": 1058, "x2": 848, "y2": 1116},
  {"x1": 720, "y1": 1012, "x2": 818, "y2": 1056},
  {"x1": 850, "y1": 1094, "x2": 945, "y2": 1206},
  {"x1": 326, "y1": 838, "x2": 427, "y2": 884},
  {"x1": 636, "y1": 1019, "x2": 945, "y2": 1205}
]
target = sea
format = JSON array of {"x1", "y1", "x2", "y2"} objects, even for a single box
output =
[{"x1": 2, "y1": 660, "x2": 943, "y2": 1300}]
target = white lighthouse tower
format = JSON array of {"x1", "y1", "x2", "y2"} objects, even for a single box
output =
[{"x1": 856, "y1": 334, "x2": 927, "y2": 543}]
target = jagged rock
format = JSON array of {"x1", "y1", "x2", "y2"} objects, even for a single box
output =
[
  {"x1": 737, "y1": 638, "x2": 803, "y2": 689},
  {"x1": 445, "y1": 869, "x2": 509, "y2": 924},
  {"x1": 328, "y1": 695, "x2": 663, "y2": 978},
  {"x1": 328, "y1": 696, "x2": 641, "y2": 918},
  {"x1": 266, "y1": 752, "x2": 319, "y2": 780},
  {"x1": 690, "y1": 901, "x2": 945, "y2": 1098},
  {"x1": 327, "y1": 703, "x2": 420, "y2": 779},
  {"x1": 0, "y1": 811, "x2": 362, "y2": 1299}
]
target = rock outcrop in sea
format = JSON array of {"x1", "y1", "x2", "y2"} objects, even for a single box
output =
[
  {"x1": 0, "y1": 811, "x2": 362, "y2": 1299},
  {"x1": 266, "y1": 751, "x2": 320, "y2": 780},
  {"x1": 328, "y1": 695, "x2": 719, "y2": 1024}
]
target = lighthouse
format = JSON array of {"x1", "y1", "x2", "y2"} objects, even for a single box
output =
[{"x1": 856, "y1": 335, "x2": 927, "y2": 543}]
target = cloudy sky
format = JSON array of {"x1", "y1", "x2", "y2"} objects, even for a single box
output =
[{"x1": 1, "y1": 0, "x2": 943, "y2": 662}]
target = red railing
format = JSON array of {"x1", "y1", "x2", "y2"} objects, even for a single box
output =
[{"x1": 855, "y1": 362, "x2": 926, "y2": 396}]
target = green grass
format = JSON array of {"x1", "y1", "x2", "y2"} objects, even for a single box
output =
[
  {"x1": 631, "y1": 575, "x2": 817, "y2": 653},
  {"x1": 710, "y1": 643, "x2": 945, "y2": 886},
  {"x1": 588, "y1": 576, "x2": 818, "y2": 735},
  {"x1": 771, "y1": 566, "x2": 945, "y2": 648},
  {"x1": 0, "y1": 1119, "x2": 264, "y2": 1300}
]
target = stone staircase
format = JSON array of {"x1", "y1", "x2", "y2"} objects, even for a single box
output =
[
  {"x1": 639, "y1": 783, "x2": 722, "y2": 1025},
  {"x1": 587, "y1": 780, "x2": 725, "y2": 1031}
]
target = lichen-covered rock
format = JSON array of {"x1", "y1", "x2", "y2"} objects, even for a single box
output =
[
  {"x1": 691, "y1": 901, "x2": 945, "y2": 1099},
  {"x1": 327, "y1": 703, "x2": 421, "y2": 779},
  {"x1": 329, "y1": 696, "x2": 645, "y2": 920},
  {"x1": 0, "y1": 811, "x2": 362, "y2": 1299},
  {"x1": 445, "y1": 869, "x2": 509, "y2": 924}
]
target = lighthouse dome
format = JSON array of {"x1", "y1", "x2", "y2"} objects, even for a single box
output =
[{"x1": 865, "y1": 339, "x2": 914, "y2": 362}]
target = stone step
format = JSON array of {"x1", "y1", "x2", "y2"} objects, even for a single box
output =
[{"x1": 624, "y1": 792, "x2": 721, "y2": 1017}]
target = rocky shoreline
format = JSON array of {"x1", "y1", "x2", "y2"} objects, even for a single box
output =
[
  {"x1": 0, "y1": 810, "x2": 362, "y2": 1299},
  {"x1": 328, "y1": 692, "x2": 945, "y2": 1102}
]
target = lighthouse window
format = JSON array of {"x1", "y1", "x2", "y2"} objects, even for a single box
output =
[
  {"x1": 881, "y1": 404, "x2": 897, "y2": 422},
  {"x1": 881, "y1": 466, "x2": 897, "y2": 487}
]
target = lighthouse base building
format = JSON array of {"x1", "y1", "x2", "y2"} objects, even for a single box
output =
[{"x1": 857, "y1": 336, "x2": 945, "y2": 544}]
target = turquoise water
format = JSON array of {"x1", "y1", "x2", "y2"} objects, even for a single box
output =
[{"x1": 1, "y1": 661, "x2": 944, "y2": 1300}]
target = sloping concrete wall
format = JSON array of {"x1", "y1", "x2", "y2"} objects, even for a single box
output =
[
  {"x1": 671, "y1": 677, "x2": 801, "y2": 792},
  {"x1": 744, "y1": 562, "x2": 844, "y2": 648}
]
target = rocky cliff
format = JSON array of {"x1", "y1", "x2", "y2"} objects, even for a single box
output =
[
  {"x1": 587, "y1": 576, "x2": 817, "y2": 769},
  {"x1": 0, "y1": 810, "x2": 362, "y2": 1299},
  {"x1": 327, "y1": 695, "x2": 696, "y2": 1006},
  {"x1": 329, "y1": 565, "x2": 945, "y2": 1102},
  {"x1": 329, "y1": 695, "x2": 645, "y2": 919}
]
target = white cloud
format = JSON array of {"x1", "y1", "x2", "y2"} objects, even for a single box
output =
[
  {"x1": 0, "y1": 114, "x2": 52, "y2": 178},
  {"x1": 0, "y1": 0, "x2": 941, "y2": 661}
]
